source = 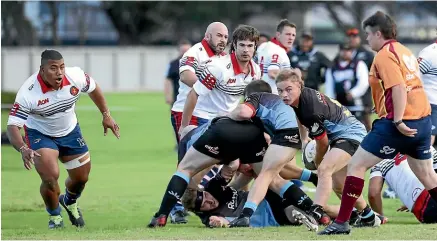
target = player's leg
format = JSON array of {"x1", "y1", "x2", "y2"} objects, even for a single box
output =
[
  {"x1": 24, "y1": 127, "x2": 63, "y2": 229},
  {"x1": 431, "y1": 104, "x2": 437, "y2": 147},
  {"x1": 279, "y1": 158, "x2": 318, "y2": 186},
  {"x1": 54, "y1": 124, "x2": 90, "y2": 227},
  {"x1": 405, "y1": 116, "x2": 437, "y2": 202},
  {"x1": 59, "y1": 153, "x2": 90, "y2": 227}
]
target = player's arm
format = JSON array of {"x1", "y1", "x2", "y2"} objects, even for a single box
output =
[
  {"x1": 310, "y1": 118, "x2": 329, "y2": 167},
  {"x1": 349, "y1": 61, "x2": 369, "y2": 98},
  {"x1": 180, "y1": 64, "x2": 220, "y2": 130},
  {"x1": 179, "y1": 52, "x2": 200, "y2": 87},
  {"x1": 297, "y1": 117, "x2": 310, "y2": 149},
  {"x1": 229, "y1": 172, "x2": 254, "y2": 190},
  {"x1": 164, "y1": 64, "x2": 174, "y2": 104},
  {"x1": 417, "y1": 55, "x2": 432, "y2": 75},
  {"x1": 228, "y1": 93, "x2": 260, "y2": 121},
  {"x1": 368, "y1": 168, "x2": 384, "y2": 215}
]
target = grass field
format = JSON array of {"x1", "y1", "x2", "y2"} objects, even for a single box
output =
[{"x1": 1, "y1": 93, "x2": 437, "y2": 240}]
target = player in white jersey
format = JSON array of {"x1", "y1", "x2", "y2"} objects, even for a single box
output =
[
  {"x1": 170, "y1": 22, "x2": 228, "y2": 140},
  {"x1": 255, "y1": 19, "x2": 296, "y2": 94},
  {"x1": 417, "y1": 40, "x2": 437, "y2": 145},
  {"x1": 368, "y1": 147, "x2": 437, "y2": 224},
  {"x1": 6, "y1": 50, "x2": 120, "y2": 229},
  {"x1": 180, "y1": 24, "x2": 261, "y2": 131},
  {"x1": 168, "y1": 22, "x2": 228, "y2": 224}
]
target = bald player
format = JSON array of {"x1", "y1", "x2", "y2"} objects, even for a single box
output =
[{"x1": 169, "y1": 22, "x2": 229, "y2": 224}]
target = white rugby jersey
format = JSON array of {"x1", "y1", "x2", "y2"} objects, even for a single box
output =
[
  {"x1": 370, "y1": 147, "x2": 437, "y2": 211},
  {"x1": 171, "y1": 39, "x2": 226, "y2": 113},
  {"x1": 254, "y1": 38, "x2": 290, "y2": 94},
  {"x1": 7, "y1": 67, "x2": 96, "y2": 137},
  {"x1": 192, "y1": 52, "x2": 261, "y2": 119},
  {"x1": 417, "y1": 42, "x2": 437, "y2": 105}
]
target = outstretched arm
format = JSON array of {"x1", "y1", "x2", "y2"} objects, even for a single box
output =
[{"x1": 88, "y1": 84, "x2": 120, "y2": 138}]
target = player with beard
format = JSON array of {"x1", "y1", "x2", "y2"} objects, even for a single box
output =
[{"x1": 168, "y1": 22, "x2": 228, "y2": 224}]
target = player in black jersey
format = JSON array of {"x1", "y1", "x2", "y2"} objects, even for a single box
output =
[{"x1": 276, "y1": 69, "x2": 377, "y2": 226}]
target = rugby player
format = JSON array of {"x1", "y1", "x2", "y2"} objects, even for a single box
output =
[
  {"x1": 417, "y1": 39, "x2": 437, "y2": 146},
  {"x1": 368, "y1": 148, "x2": 437, "y2": 224},
  {"x1": 225, "y1": 80, "x2": 320, "y2": 228},
  {"x1": 169, "y1": 22, "x2": 228, "y2": 224},
  {"x1": 182, "y1": 168, "x2": 318, "y2": 230},
  {"x1": 255, "y1": 19, "x2": 295, "y2": 94},
  {"x1": 319, "y1": 11, "x2": 437, "y2": 235},
  {"x1": 179, "y1": 24, "x2": 261, "y2": 132},
  {"x1": 276, "y1": 69, "x2": 372, "y2": 226},
  {"x1": 6, "y1": 50, "x2": 120, "y2": 229}
]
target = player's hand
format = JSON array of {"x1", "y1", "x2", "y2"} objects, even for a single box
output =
[
  {"x1": 263, "y1": 133, "x2": 271, "y2": 145},
  {"x1": 396, "y1": 122, "x2": 417, "y2": 137},
  {"x1": 165, "y1": 95, "x2": 173, "y2": 105},
  {"x1": 221, "y1": 161, "x2": 239, "y2": 181},
  {"x1": 301, "y1": 137, "x2": 312, "y2": 150},
  {"x1": 209, "y1": 216, "x2": 229, "y2": 228},
  {"x1": 20, "y1": 146, "x2": 41, "y2": 170},
  {"x1": 102, "y1": 112, "x2": 120, "y2": 139},
  {"x1": 178, "y1": 125, "x2": 187, "y2": 137},
  {"x1": 397, "y1": 205, "x2": 409, "y2": 212}
]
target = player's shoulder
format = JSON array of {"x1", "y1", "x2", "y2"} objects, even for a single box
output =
[
  {"x1": 16, "y1": 72, "x2": 40, "y2": 98},
  {"x1": 65, "y1": 66, "x2": 86, "y2": 84},
  {"x1": 376, "y1": 41, "x2": 412, "y2": 63},
  {"x1": 418, "y1": 43, "x2": 437, "y2": 60}
]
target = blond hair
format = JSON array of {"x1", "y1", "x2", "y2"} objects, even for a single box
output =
[
  {"x1": 275, "y1": 68, "x2": 304, "y2": 89},
  {"x1": 181, "y1": 188, "x2": 197, "y2": 211}
]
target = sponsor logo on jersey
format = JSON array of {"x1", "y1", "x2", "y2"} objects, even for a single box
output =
[{"x1": 37, "y1": 98, "x2": 49, "y2": 106}]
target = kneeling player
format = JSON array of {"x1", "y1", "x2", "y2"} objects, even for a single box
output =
[
  {"x1": 182, "y1": 170, "x2": 317, "y2": 230},
  {"x1": 7, "y1": 50, "x2": 120, "y2": 229},
  {"x1": 368, "y1": 147, "x2": 437, "y2": 224}
]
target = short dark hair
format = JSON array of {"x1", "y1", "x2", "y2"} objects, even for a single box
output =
[
  {"x1": 41, "y1": 49, "x2": 63, "y2": 66},
  {"x1": 178, "y1": 39, "x2": 192, "y2": 46},
  {"x1": 244, "y1": 80, "x2": 272, "y2": 97},
  {"x1": 260, "y1": 33, "x2": 270, "y2": 39},
  {"x1": 230, "y1": 25, "x2": 260, "y2": 53},
  {"x1": 276, "y1": 19, "x2": 297, "y2": 33},
  {"x1": 362, "y1": 11, "x2": 397, "y2": 40}
]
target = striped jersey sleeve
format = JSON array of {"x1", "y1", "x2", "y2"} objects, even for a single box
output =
[
  {"x1": 193, "y1": 61, "x2": 222, "y2": 96},
  {"x1": 7, "y1": 91, "x2": 31, "y2": 128},
  {"x1": 179, "y1": 47, "x2": 200, "y2": 74}
]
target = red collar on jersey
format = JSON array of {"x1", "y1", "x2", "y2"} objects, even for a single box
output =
[
  {"x1": 201, "y1": 39, "x2": 225, "y2": 57},
  {"x1": 230, "y1": 52, "x2": 255, "y2": 76},
  {"x1": 37, "y1": 74, "x2": 71, "y2": 94},
  {"x1": 270, "y1": 37, "x2": 288, "y2": 52},
  {"x1": 378, "y1": 39, "x2": 397, "y2": 52}
]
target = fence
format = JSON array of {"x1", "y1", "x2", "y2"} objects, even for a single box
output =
[{"x1": 1, "y1": 44, "x2": 430, "y2": 92}]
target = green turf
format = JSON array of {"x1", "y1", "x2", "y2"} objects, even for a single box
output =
[{"x1": 1, "y1": 93, "x2": 436, "y2": 239}]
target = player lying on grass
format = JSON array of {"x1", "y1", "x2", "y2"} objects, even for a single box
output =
[
  {"x1": 225, "y1": 80, "x2": 320, "y2": 228},
  {"x1": 181, "y1": 167, "x2": 317, "y2": 230},
  {"x1": 275, "y1": 68, "x2": 376, "y2": 227},
  {"x1": 368, "y1": 147, "x2": 437, "y2": 224},
  {"x1": 6, "y1": 50, "x2": 120, "y2": 229}
]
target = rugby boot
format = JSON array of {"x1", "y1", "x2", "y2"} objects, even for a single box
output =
[
  {"x1": 317, "y1": 220, "x2": 351, "y2": 235},
  {"x1": 353, "y1": 212, "x2": 381, "y2": 228},
  {"x1": 229, "y1": 216, "x2": 250, "y2": 227},
  {"x1": 48, "y1": 215, "x2": 64, "y2": 229},
  {"x1": 289, "y1": 206, "x2": 319, "y2": 232},
  {"x1": 308, "y1": 204, "x2": 331, "y2": 225},
  {"x1": 59, "y1": 194, "x2": 85, "y2": 227},
  {"x1": 148, "y1": 213, "x2": 167, "y2": 228},
  {"x1": 349, "y1": 210, "x2": 360, "y2": 226},
  {"x1": 170, "y1": 210, "x2": 188, "y2": 224}
]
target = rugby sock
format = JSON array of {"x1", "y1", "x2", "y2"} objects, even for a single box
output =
[
  {"x1": 280, "y1": 181, "x2": 313, "y2": 211},
  {"x1": 242, "y1": 201, "x2": 257, "y2": 218},
  {"x1": 63, "y1": 189, "x2": 82, "y2": 205},
  {"x1": 336, "y1": 176, "x2": 364, "y2": 224},
  {"x1": 359, "y1": 204, "x2": 375, "y2": 221},
  {"x1": 156, "y1": 172, "x2": 189, "y2": 217},
  {"x1": 428, "y1": 186, "x2": 437, "y2": 202},
  {"x1": 299, "y1": 169, "x2": 318, "y2": 186},
  {"x1": 46, "y1": 205, "x2": 61, "y2": 216}
]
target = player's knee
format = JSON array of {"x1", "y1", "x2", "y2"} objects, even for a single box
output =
[
  {"x1": 317, "y1": 163, "x2": 335, "y2": 178},
  {"x1": 41, "y1": 178, "x2": 59, "y2": 192},
  {"x1": 347, "y1": 159, "x2": 365, "y2": 173}
]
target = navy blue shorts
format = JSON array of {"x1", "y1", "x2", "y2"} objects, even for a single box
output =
[
  {"x1": 360, "y1": 117, "x2": 432, "y2": 160},
  {"x1": 24, "y1": 124, "x2": 89, "y2": 157},
  {"x1": 431, "y1": 104, "x2": 437, "y2": 136}
]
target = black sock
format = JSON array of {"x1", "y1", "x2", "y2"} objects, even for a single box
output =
[
  {"x1": 360, "y1": 204, "x2": 375, "y2": 221},
  {"x1": 242, "y1": 207, "x2": 254, "y2": 218},
  {"x1": 281, "y1": 182, "x2": 313, "y2": 212},
  {"x1": 156, "y1": 172, "x2": 189, "y2": 217},
  {"x1": 309, "y1": 172, "x2": 318, "y2": 186}
]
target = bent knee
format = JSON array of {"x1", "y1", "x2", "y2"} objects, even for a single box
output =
[
  {"x1": 317, "y1": 164, "x2": 335, "y2": 177},
  {"x1": 41, "y1": 178, "x2": 59, "y2": 191}
]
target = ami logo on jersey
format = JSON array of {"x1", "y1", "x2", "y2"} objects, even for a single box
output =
[{"x1": 37, "y1": 98, "x2": 49, "y2": 106}]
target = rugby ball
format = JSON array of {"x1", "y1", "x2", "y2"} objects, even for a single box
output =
[{"x1": 302, "y1": 140, "x2": 330, "y2": 171}]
